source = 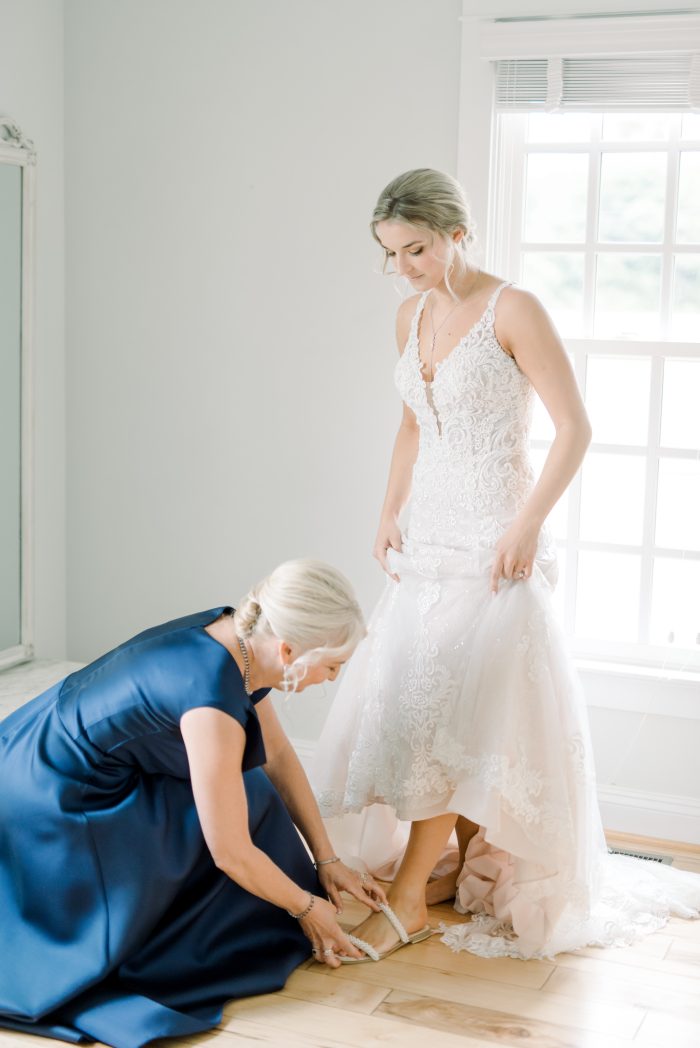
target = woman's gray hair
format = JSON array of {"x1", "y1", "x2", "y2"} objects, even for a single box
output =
[
  {"x1": 234, "y1": 559, "x2": 366, "y2": 692},
  {"x1": 371, "y1": 168, "x2": 478, "y2": 297}
]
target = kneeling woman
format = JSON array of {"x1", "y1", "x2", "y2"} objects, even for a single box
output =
[{"x1": 0, "y1": 559, "x2": 382, "y2": 1048}]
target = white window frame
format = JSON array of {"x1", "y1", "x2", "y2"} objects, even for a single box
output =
[
  {"x1": 454, "y1": 10, "x2": 699, "y2": 679},
  {"x1": 486, "y1": 107, "x2": 700, "y2": 676}
]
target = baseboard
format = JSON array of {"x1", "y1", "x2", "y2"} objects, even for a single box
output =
[
  {"x1": 291, "y1": 737, "x2": 700, "y2": 847},
  {"x1": 598, "y1": 784, "x2": 700, "y2": 847}
]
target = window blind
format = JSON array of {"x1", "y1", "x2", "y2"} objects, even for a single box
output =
[{"x1": 495, "y1": 54, "x2": 700, "y2": 113}]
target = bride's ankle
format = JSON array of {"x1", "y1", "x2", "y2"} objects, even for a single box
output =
[
  {"x1": 386, "y1": 889, "x2": 428, "y2": 920},
  {"x1": 425, "y1": 869, "x2": 459, "y2": 905}
]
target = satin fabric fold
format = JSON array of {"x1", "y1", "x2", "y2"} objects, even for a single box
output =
[{"x1": 0, "y1": 608, "x2": 317, "y2": 1047}]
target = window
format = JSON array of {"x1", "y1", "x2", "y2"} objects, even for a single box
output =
[{"x1": 490, "y1": 111, "x2": 700, "y2": 672}]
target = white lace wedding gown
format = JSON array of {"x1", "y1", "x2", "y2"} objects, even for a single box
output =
[{"x1": 313, "y1": 281, "x2": 700, "y2": 959}]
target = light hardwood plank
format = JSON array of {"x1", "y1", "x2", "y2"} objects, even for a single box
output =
[
  {"x1": 544, "y1": 964, "x2": 700, "y2": 1021},
  {"x1": 0, "y1": 1035, "x2": 110, "y2": 1048},
  {"x1": 279, "y1": 968, "x2": 389, "y2": 1013},
  {"x1": 664, "y1": 915, "x2": 700, "y2": 940},
  {"x1": 554, "y1": 945, "x2": 700, "y2": 981},
  {"x1": 174, "y1": 1024, "x2": 322, "y2": 1046},
  {"x1": 377, "y1": 988, "x2": 635, "y2": 1048},
  {"x1": 320, "y1": 958, "x2": 644, "y2": 1038},
  {"x1": 550, "y1": 952, "x2": 700, "y2": 997},
  {"x1": 220, "y1": 995, "x2": 499, "y2": 1047},
  {"x1": 605, "y1": 832, "x2": 700, "y2": 862},
  {"x1": 572, "y1": 934, "x2": 672, "y2": 961},
  {"x1": 666, "y1": 938, "x2": 700, "y2": 967},
  {"x1": 0, "y1": 1037, "x2": 76, "y2": 1048},
  {"x1": 386, "y1": 935, "x2": 555, "y2": 989},
  {"x1": 634, "y1": 1009, "x2": 700, "y2": 1047}
]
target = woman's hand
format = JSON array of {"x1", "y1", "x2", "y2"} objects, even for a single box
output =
[
  {"x1": 317, "y1": 861, "x2": 388, "y2": 914},
  {"x1": 373, "y1": 516, "x2": 402, "y2": 581},
  {"x1": 299, "y1": 896, "x2": 364, "y2": 968},
  {"x1": 490, "y1": 516, "x2": 541, "y2": 595}
]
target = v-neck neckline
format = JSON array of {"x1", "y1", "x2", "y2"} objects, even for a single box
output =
[
  {"x1": 415, "y1": 285, "x2": 502, "y2": 387},
  {"x1": 412, "y1": 283, "x2": 508, "y2": 436}
]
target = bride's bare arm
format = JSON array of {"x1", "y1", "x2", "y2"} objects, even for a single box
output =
[
  {"x1": 491, "y1": 289, "x2": 592, "y2": 592},
  {"x1": 373, "y1": 298, "x2": 421, "y2": 581}
]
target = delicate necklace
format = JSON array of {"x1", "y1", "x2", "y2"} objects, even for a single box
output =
[
  {"x1": 423, "y1": 269, "x2": 481, "y2": 381},
  {"x1": 236, "y1": 635, "x2": 252, "y2": 694}
]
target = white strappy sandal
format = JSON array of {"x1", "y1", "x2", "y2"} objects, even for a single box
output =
[{"x1": 339, "y1": 901, "x2": 434, "y2": 964}]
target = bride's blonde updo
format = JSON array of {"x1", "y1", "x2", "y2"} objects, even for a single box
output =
[
  {"x1": 233, "y1": 559, "x2": 366, "y2": 692},
  {"x1": 370, "y1": 168, "x2": 478, "y2": 287}
]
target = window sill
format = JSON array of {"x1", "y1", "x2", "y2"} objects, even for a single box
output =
[
  {"x1": 575, "y1": 657, "x2": 700, "y2": 721},
  {"x1": 574, "y1": 657, "x2": 700, "y2": 686}
]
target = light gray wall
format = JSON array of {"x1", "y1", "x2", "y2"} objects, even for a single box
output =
[
  {"x1": 61, "y1": 0, "x2": 699, "y2": 837},
  {"x1": 64, "y1": 0, "x2": 462, "y2": 736},
  {"x1": 0, "y1": 0, "x2": 66, "y2": 658}
]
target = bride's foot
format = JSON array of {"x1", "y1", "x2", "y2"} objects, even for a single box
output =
[
  {"x1": 426, "y1": 868, "x2": 459, "y2": 906},
  {"x1": 350, "y1": 895, "x2": 429, "y2": 956}
]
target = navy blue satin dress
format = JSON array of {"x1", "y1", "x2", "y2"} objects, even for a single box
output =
[{"x1": 0, "y1": 608, "x2": 319, "y2": 1048}]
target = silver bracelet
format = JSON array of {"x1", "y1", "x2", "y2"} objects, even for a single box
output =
[
  {"x1": 287, "y1": 892, "x2": 315, "y2": 920},
  {"x1": 314, "y1": 855, "x2": 340, "y2": 868}
]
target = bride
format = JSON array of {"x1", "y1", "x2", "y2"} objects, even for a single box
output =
[{"x1": 312, "y1": 167, "x2": 700, "y2": 961}]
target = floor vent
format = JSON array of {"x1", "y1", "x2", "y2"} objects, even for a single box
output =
[{"x1": 608, "y1": 847, "x2": 673, "y2": 866}]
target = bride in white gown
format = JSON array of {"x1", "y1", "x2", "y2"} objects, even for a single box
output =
[{"x1": 312, "y1": 168, "x2": 700, "y2": 961}]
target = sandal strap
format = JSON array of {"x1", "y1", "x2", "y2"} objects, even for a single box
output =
[
  {"x1": 347, "y1": 932, "x2": 380, "y2": 961},
  {"x1": 377, "y1": 902, "x2": 409, "y2": 943}
]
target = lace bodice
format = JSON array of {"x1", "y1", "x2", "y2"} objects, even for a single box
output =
[{"x1": 395, "y1": 282, "x2": 553, "y2": 556}]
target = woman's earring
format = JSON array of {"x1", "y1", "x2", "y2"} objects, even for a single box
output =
[{"x1": 282, "y1": 664, "x2": 294, "y2": 697}]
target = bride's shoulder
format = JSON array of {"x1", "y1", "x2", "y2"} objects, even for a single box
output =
[{"x1": 497, "y1": 283, "x2": 543, "y2": 316}]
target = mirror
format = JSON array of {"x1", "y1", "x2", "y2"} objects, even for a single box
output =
[{"x1": 0, "y1": 117, "x2": 35, "y2": 670}]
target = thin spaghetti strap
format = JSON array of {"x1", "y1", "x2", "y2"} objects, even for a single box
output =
[
  {"x1": 408, "y1": 291, "x2": 430, "y2": 346},
  {"x1": 487, "y1": 280, "x2": 513, "y2": 312}
]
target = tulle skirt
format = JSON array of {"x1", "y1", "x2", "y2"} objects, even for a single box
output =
[{"x1": 313, "y1": 537, "x2": 700, "y2": 959}]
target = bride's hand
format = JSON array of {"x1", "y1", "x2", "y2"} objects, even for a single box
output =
[
  {"x1": 490, "y1": 517, "x2": 541, "y2": 595},
  {"x1": 317, "y1": 860, "x2": 388, "y2": 914},
  {"x1": 373, "y1": 517, "x2": 402, "y2": 582}
]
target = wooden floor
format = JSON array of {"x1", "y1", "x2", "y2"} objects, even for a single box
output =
[{"x1": 0, "y1": 833, "x2": 698, "y2": 1048}]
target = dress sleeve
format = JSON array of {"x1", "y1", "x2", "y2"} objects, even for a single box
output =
[{"x1": 163, "y1": 639, "x2": 268, "y2": 771}]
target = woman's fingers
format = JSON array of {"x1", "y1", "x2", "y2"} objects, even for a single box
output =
[
  {"x1": 327, "y1": 885, "x2": 344, "y2": 914},
  {"x1": 357, "y1": 874, "x2": 387, "y2": 909},
  {"x1": 369, "y1": 880, "x2": 388, "y2": 904},
  {"x1": 490, "y1": 553, "x2": 504, "y2": 594},
  {"x1": 372, "y1": 528, "x2": 402, "y2": 583},
  {"x1": 321, "y1": 946, "x2": 342, "y2": 968},
  {"x1": 373, "y1": 546, "x2": 396, "y2": 580},
  {"x1": 493, "y1": 552, "x2": 535, "y2": 591},
  {"x1": 337, "y1": 932, "x2": 363, "y2": 960},
  {"x1": 347, "y1": 883, "x2": 381, "y2": 911},
  {"x1": 312, "y1": 935, "x2": 363, "y2": 967}
]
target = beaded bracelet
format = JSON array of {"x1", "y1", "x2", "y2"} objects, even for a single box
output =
[
  {"x1": 313, "y1": 855, "x2": 340, "y2": 868},
  {"x1": 287, "y1": 892, "x2": 315, "y2": 920}
]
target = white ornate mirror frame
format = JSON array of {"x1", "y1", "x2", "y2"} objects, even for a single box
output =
[{"x1": 0, "y1": 117, "x2": 36, "y2": 670}]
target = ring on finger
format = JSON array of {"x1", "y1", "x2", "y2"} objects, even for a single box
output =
[
  {"x1": 323, "y1": 947, "x2": 334, "y2": 956},
  {"x1": 516, "y1": 569, "x2": 526, "y2": 579}
]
